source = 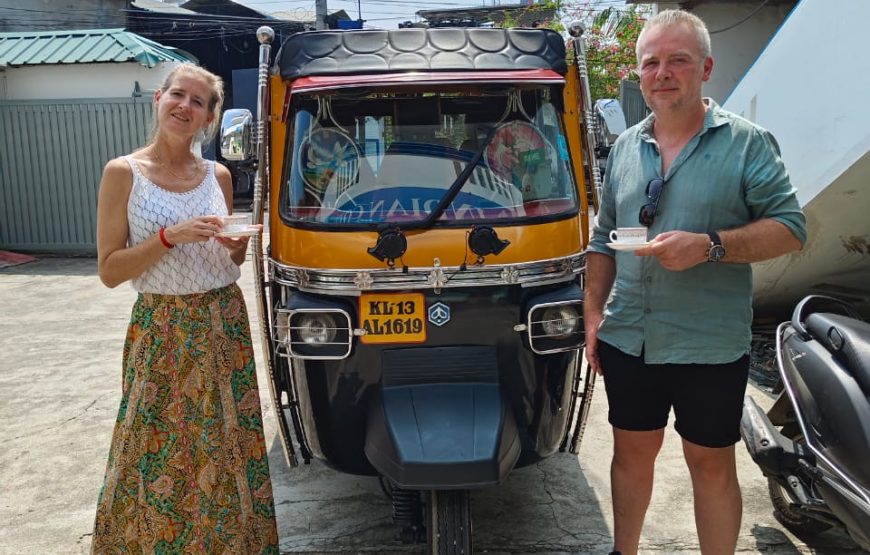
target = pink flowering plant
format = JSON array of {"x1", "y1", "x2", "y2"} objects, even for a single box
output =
[
  {"x1": 563, "y1": 3, "x2": 646, "y2": 102},
  {"x1": 498, "y1": 2, "x2": 646, "y2": 103}
]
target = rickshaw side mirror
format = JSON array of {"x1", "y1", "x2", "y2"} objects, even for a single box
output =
[
  {"x1": 220, "y1": 109, "x2": 254, "y2": 162},
  {"x1": 594, "y1": 99, "x2": 626, "y2": 145}
]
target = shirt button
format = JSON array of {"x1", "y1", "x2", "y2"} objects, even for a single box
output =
[
  {"x1": 645, "y1": 276, "x2": 653, "y2": 283},
  {"x1": 644, "y1": 308, "x2": 651, "y2": 314}
]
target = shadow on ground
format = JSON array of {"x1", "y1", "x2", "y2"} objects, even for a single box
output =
[
  {"x1": 268, "y1": 438, "x2": 611, "y2": 554},
  {"x1": 0, "y1": 255, "x2": 96, "y2": 277},
  {"x1": 750, "y1": 523, "x2": 865, "y2": 554}
]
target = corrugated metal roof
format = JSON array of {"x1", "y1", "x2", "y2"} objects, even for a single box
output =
[{"x1": 0, "y1": 28, "x2": 196, "y2": 68}]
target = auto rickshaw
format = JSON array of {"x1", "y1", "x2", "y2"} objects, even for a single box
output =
[{"x1": 222, "y1": 23, "x2": 602, "y2": 554}]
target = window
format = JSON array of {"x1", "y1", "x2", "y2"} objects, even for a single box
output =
[{"x1": 282, "y1": 87, "x2": 578, "y2": 227}]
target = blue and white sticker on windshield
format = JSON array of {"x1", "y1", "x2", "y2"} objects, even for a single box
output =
[{"x1": 556, "y1": 135, "x2": 569, "y2": 161}]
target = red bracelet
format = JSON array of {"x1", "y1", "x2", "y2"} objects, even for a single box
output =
[{"x1": 158, "y1": 227, "x2": 175, "y2": 249}]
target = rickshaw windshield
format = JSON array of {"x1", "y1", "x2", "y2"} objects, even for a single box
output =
[{"x1": 281, "y1": 87, "x2": 578, "y2": 227}]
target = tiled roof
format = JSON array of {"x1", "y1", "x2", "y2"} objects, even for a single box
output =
[{"x1": 0, "y1": 28, "x2": 196, "y2": 68}]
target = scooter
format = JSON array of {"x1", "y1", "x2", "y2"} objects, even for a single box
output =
[{"x1": 741, "y1": 295, "x2": 870, "y2": 550}]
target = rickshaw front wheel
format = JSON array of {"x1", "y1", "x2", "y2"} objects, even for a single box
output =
[{"x1": 427, "y1": 489, "x2": 473, "y2": 554}]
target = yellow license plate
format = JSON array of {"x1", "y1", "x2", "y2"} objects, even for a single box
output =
[{"x1": 359, "y1": 293, "x2": 427, "y2": 344}]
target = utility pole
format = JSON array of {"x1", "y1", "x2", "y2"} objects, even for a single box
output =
[{"x1": 316, "y1": 0, "x2": 328, "y2": 29}]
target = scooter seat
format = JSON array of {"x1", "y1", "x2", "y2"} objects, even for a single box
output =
[{"x1": 806, "y1": 312, "x2": 870, "y2": 396}]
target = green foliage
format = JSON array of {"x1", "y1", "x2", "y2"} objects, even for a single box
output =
[
  {"x1": 497, "y1": 2, "x2": 646, "y2": 102},
  {"x1": 499, "y1": 1, "x2": 563, "y2": 33},
  {"x1": 575, "y1": 5, "x2": 645, "y2": 102}
]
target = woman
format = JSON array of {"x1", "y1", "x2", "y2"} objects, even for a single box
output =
[{"x1": 91, "y1": 64, "x2": 278, "y2": 554}]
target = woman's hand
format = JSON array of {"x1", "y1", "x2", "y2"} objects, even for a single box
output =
[
  {"x1": 163, "y1": 215, "x2": 224, "y2": 245},
  {"x1": 215, "y1": 224, "x2": 262, "y2": 265}
]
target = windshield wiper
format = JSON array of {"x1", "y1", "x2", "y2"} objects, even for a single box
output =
[
  {"x1": 381, "y1": 125, "x2": 499, "y2": 233},
  {"x1": 366, "y1": 126, "x2": 501, "y2": 265}
]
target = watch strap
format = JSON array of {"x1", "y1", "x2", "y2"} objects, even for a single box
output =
[
  {"x1": 707, "y1": 231, "x2": 722, "y2": 248},
  {"x1": 706, "y1": 231, "x2": 724, "y2": 262}
]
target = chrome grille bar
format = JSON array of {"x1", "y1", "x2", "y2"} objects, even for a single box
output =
[{"x1": 271, "y1": 253, "x2": 586, "y2": 294}]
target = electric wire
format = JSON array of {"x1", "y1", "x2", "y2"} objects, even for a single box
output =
[
  {"x1": 709, "y1": 0, "x2": 772, "y2": 34},
  {"x1": 0, "y1": 1, "x2": 644, "y2": 31}
]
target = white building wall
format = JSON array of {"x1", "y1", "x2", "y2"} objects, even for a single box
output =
[
  {"x1": 3, "y1": 62, "x2": 181, "y2": 100},
  {"x1": 723, "y1": 0, "x2": 870, "y2": 315},
  {"x1": 723, "y1": 0, "x2": 870, "y2": 206},
  {"x1": 649, "y1": 2, "x2": 794, "y2": 103},
  {"x1": 698, "y1": 3, "x2": 795, "y2": 103}
]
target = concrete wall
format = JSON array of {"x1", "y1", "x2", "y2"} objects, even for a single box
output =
[
  {"x1": 650, "y1": 2, "x2": 795, "y2": 103},
  {"x1": 723, "y1": 0, "x2": 870, "y2": 317},
  {"x1": 723, "y1": 0, "x2": 870, "y2": 206},
  {"x1": 0, "y1": 0, "x2": 128, "y2": 32},
  {"x1": 1, "y1": 62, "x2": 180, "y2": 100}
]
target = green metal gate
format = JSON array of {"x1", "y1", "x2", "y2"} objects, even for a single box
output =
[{"x1": 0, "y1": 97, "x2": 152, "y2": 253}]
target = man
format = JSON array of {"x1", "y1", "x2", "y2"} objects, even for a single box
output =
[{"x1": 583, "y1": 10, "x2": 806, "y2": 555}]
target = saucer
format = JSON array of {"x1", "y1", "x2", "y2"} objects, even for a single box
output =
[
  {"x1": 607, "y1": 241, "x2": 651, "y2": 252},
  {"x1": 216, "y1": 225, "x2": 260, "y2": 238}
]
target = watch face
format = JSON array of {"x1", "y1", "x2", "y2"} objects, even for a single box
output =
[{"x1": 709, "y1": 245, "x2": 726, "y2": 262}]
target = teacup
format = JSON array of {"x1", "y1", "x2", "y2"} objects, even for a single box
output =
[
  {"x1": 222, "y1": 214, "x2": 250, "y2": 233},
  {"x1": 609, "y1": 227, "x2": 647, "y2": 244}
]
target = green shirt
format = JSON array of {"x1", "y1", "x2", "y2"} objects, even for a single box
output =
[{"x1": 588, "y1": 99, "x2": 807, "y2": 364}]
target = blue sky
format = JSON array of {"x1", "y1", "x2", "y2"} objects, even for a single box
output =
[
  {"x1": 237, "y1": 0, "x2": 507, "y2": 29},
  {"x1": 235, "y1": 0, "x2": 633, "y2": 29}
]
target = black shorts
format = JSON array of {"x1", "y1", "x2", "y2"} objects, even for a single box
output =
[{"x1": 598, "y1": 341, "x2": 750, "y2": 448}]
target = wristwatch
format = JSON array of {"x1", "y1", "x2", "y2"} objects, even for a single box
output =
[{"x1": 706, "y1": 231, "x2": 726, "y2": 262}]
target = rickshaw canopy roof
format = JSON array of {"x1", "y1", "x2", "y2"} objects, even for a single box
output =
[
  {"x1": 275, "y1": 28, "x2": 567, "y2": 81},
  {"x1": 288, "y1": 69, "x2": 565, "y2": 93}
]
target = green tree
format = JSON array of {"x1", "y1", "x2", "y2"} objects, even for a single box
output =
[
  {"x1": 500, "y1": 1, "x2": 563, "y2": 33},
  {"x1": 499, "y1": 2, "x2": 647, "y2": 103},
  {"x1": 571, "y1": 4, "x2": 646, "y2": 102}
]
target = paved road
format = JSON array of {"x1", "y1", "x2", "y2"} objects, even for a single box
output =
[{"x1": 0, "y1": 256, "x2": 864, "y2": 554}]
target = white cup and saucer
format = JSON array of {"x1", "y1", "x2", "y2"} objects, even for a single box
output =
[
  {"x1": 607, "y1": 227, "x2": 651, "y2": 252},
  {"x1": 216, "y1": 214, "x2": 260, "y2": 238}
]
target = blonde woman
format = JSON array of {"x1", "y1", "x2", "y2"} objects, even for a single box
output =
[{"x1": 91, "y1": 63, "x2": 277, "y2": 554}]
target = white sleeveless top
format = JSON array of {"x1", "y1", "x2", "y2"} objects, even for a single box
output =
[{"x1": 125, "y1": 156, "x2": 241, "y2": 294}]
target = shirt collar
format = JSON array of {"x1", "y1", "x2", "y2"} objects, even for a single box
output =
[{"x1": 638, "y1": 97, "x2": 730, "y2": 143}]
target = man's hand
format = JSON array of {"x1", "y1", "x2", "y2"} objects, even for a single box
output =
[
  {"x1": 584, "y1": 309, "x2": 604, "y2": 375},
  {"x1": 583, "y1": 252, "x2": 616, "y2": 376},
  {"x1": 634, "y1": 230, "x2": 708, "y2": 271}
]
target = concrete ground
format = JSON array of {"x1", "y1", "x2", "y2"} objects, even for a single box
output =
[{"x1": 0, "y1": 255, "x2": 864, "y2": 555}]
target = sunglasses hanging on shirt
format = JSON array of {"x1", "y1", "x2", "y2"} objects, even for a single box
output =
[{"x1": 639, "y1": 177, "x2": 666, "y2": 227}]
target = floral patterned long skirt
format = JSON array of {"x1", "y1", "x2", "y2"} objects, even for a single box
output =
[{"x1": 92, "y1": 283, "x2": 279, "y2": 554}]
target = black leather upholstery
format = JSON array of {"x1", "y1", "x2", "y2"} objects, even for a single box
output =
[
  {"x1": 276, "y1": 28, "x2": 567, "y2": 80},
  {"x1": 806, "y1": 312, "x2": 870, "y2": 396}
]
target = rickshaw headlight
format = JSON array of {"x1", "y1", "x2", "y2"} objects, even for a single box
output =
[
  {"x1": 297, "y1": 313, "x2": 337, "y2": 344},
  {"x1": 540, "y1": 306, "x2": 580, "y2": 339},
  {"x1": 528, "y1": 301, "x2": 584, "y2": 354},
  {"x1": 274, "y1": 308, "x2": 352, "y2": 360}
]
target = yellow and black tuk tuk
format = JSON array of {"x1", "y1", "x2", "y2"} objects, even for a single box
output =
[{"x1": 222, "y1": 23, "x2": 601, "y2": 553}]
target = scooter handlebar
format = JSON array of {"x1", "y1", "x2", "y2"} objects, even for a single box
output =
[{"x1": 791, "y1": 295, "x2": 861, "y2": 339}]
